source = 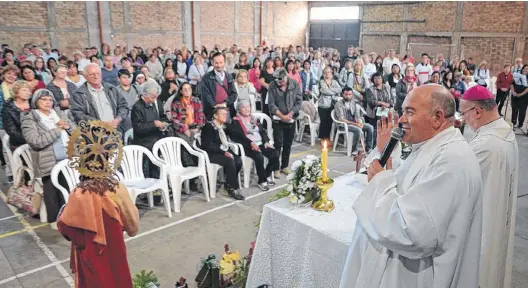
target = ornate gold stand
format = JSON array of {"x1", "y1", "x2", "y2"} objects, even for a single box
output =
[{"x1": 312, "y1": 177, "x2": 335, "y2": 212}]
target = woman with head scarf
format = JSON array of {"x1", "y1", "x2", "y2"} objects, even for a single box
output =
[
  {"x1": 229, "y1": 100, "x2": 279, "y2": 191},
  {"x1": 57, "y1": 120, "x2": 139, "y2": 287}
]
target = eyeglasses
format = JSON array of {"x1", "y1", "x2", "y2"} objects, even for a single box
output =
[{"x1": 459, "y1": 106, "x2": 476, "y2": 116}]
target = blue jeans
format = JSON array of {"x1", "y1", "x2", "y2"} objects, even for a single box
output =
[{"x1": 346, "y1": 123, "x2": 374, "y2": 152}]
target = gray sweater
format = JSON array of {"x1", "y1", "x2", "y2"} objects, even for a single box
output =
[{"x1": 267, "y1": 79, "x2": 303, "y2": 120}]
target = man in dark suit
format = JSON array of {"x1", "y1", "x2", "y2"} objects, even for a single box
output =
[{"x1": 200, "y1": 52, "x2": 238, "y2": 120}]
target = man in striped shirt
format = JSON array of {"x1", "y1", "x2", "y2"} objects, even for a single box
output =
[{"x1": 415, "y1": 53, "x2": 433, "y2": 85}]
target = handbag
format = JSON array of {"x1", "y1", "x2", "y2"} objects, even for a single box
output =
[
  {"x1": 195, "y1": 255, "x2": 220, "y2": 288},
  {"x1": 7, "y1": 167, "x2": 42, "y2": 215}
]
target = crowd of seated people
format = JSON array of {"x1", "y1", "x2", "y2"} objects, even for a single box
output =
[{"x1": 0, "y1": 41, "x2": 526, "y2": 227}]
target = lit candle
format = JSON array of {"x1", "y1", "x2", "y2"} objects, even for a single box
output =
[{"x1": 322, "y1": 140, "x2": 328, "y2": 182}]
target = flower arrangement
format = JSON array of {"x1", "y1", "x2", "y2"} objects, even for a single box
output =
[
  {"x1": 219, "y1": 243, "x2": 255, "y2": 288},
  {"x1": 132, "y1": 270, "x2": 159, "y2": 288},
  {"x1": 285, "y1": 155, "x2": 322, "y2": 204}
]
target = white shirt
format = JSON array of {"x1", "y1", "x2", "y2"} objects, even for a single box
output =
[
  {"x1": 77, "y1": 58, "x2": 90, "y2": 74},
  {"x1": 66, "y1": 75, "x2": 86, "y2": 88},
  {"x1": 340, "y1": 127, "x2": 482, "y2": 288},
  {"x1": 88, "y1": 84, "x2": 114, "y2": 122},
  {"x1": 215, "y1": 69, "x2": 226, "y2": 82},
  {"x1": 469, "y1": 119, "x2": 518, "y2": 288},
  {"x1": 415, "y1": 63, "x2": 433, "y2": 84},
  {"x1": 382, "y1": 57, "x2": 400, "y2": 76}
]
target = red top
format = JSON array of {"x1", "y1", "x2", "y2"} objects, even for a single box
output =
[
  {"x1": 58, "y1": 210, "x2": 133, "y2": 288},
  {"x1": 496, "y1": 72, "x2": 513, "y2": 90},
  {"x1": 32, "y1": 81, "x2": 46, "y2": 93},
  {"x1": 249, "y1": 68, "x2": 262, "y2": 92},
  {"x1": 215, "y1": 77, "x2": 229, "y2": 104}
]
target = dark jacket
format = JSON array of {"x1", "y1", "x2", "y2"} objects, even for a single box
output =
[
  {"x1": 200, "y1": 71, "x2": 238, "y2": 120},
  {"x1": 200, "y1": 121, "x2": 250, "y2": 156},
  {"x1": 229, "y1": 116, "x2": 270, "y2": 151},
  {"x1": 2, "y1": 98, "x2": 28, "y2": 149},
  {"x1": 70, "y1": 82, "x2": 130, "y2": 132},
  {"x1": 395, "y1": 79, "x2": 418, "y2": 115},
  {"x1": 46, "y1": 81, "x2": 77, "y2": 102},
  {"x1": 267, "y1": 78, "x2": 302, "y2": 120},
  {"x1": 131, "y1": 98, "x2": 169, "y2": 150},
  {"x1": 159, "y1": 80, "x2": 178, "y2": 103}
]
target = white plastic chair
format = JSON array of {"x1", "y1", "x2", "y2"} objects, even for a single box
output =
[
  {"x1": 253, "y1": 112, "x2": 273, "y2": 145},
  {"x1": 2, "y1": 134, "x2": 13, "y2": 177},
  {"x1": 152, "y1": 137, "x2": 210, "y2": 213},
  {"x1": 330, "y1": 110, "x2": 355, "y2": 157},
  {"x1": 50, "y1": 159, "x2": 80, "y2": 203},
  {"x1": 120, "y1": 145, "x2": 172, "y2": 217},
  {"x1": 12, "y1": 144, "x2": 44, "y2": 221},
  {"x1": 124, "y1": 129, "x2": 133, "y2": 145},
  {"x1": 296, "y1": 111, "x2": 319, "y2": 146},
  {"x1": 193, "y1": 135, "x2": 222, "y2": 199}
]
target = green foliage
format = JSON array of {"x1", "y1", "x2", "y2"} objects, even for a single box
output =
[{"x1": 133, "y1": 270, "x2": 159, "y2": 288}]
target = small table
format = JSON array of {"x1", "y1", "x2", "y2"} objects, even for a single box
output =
[{"x1": 247, "y1": 173, "x2": 367, "y2": 288}]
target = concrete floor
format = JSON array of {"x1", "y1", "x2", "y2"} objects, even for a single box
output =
[{"x1": 0, "y1": 132, "x2": 526, "y2": 288}]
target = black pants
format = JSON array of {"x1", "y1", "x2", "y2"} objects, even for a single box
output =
[
  {"x1": 364, "y1": 115, "x2": 378, "y2": 147},
  {"x1": 261, "y1": 90, "x2": 269, "y2": 116},
  {"x1": 273, "y1": 121, "x2": 296, "y2": 170},
  {"x1": 511, "y1": 96, "x2": 528, "y2": 127},
  {"x1": 209, "y1": 152, "x2": 242, "y2": 190},
  {"x1": 496, "y1": 89, "x2": 509, "y2": 115},
  {"x1": 245, "y1": 145, "x2": 280, "y2": 184},
  {"x1": 318, "y1": 107, "x2": 333, "y2": 140},
  {"x1": 42, "y1": 174, "x2": 67, "y2": 223}
]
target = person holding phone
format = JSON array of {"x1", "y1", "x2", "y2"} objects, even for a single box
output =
[{"x1": 131, "y1": 81, "x2": 170, "y2": 178}]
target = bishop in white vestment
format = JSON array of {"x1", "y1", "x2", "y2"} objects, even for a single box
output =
[
  {"x1": 460, "y1": 85, "x2": 519, "y2": 288},
  {"x1": 340, "y1": 85, "x2": 483, "y2": 288}
]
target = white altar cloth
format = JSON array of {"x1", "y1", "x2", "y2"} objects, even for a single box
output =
[{"x1": 247, "y1": 173, "x2": 367, "y2": 288}]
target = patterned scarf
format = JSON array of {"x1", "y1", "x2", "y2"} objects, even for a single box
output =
[
  {"x1": 181, "y1": 96, "x2": 194, "y2": 125},
  {"x1": 354, "y1": 71, "x2": 364, "y2": 92},
  {"x1": 1, "y1": 82, "x2": 11, "y2": 100},
  {"x1": 213, "y1": 120, "x2": 229, "y2": 148}
]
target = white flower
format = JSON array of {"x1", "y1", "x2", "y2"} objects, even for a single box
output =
[
  {"x1": 287, "y1": 184, "x2": 293, "y2": 192},
  {"x1": 286, "y1": 173, "x2": 295, "y2": 181},
  {"x1": 288, "y1": 194, "x2": 298, "y2": 203},
  {"x1": 305, "y1": 155, "x2": 318, "y2": 161},
  {"x1": 291, "y1": 160, "x2": 302, "y2": 171}
]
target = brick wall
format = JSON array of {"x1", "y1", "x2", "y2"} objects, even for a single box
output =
[
  {"x1": 200, "y1": 1, "x2": 235, "y2": 48},
  {"x1": 462, "y1": 2, "x2": 524, "y2": 33},
  {"x1": 362, "y1": 5, "x2": 404, "y2": 32},
  {"x1": 524, "y1": 40, "x2": 528, "y2": 63},
  {"x1": 407, "y1": 36, "x2": 452, "y2": 60},
  {"x1": 264, "y1": 1, "x2": 308, "y2": 46},
  {"x1": 362, "y1": 35, "x2": 401, "y2": 55},
  {"x1": 126, "y1": 2, "x2": 183, "y2": 50},
  {"x1": 461, "y1": 37, "x2": 516, "y2": 74},
  {"x1": 407, "y1": 2, "x2": 456, "y2": 32}
]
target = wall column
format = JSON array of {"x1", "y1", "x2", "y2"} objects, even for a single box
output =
[
  {"x1": 85, "y1": 2, "x2": 101, "y2": 48},
  {"x1": 182, "y1": 1, "x2": 193, "y2": 47}
]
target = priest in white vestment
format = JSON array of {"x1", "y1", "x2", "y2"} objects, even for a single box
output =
[
  {"x1": 460, "y1": 85, "x2": 519, "y2": 288},
  {"x1": 340, "y1": 85, "x2": 483, "y2": 288}
]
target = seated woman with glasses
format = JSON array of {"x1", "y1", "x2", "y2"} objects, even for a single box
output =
[{"x1": 200, "y1": 107, "x2": 249, "y2": 200}]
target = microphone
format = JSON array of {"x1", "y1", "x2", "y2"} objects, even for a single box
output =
[{"x1": 379, "y1": 127, "x2": 404, "y2": 167}]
